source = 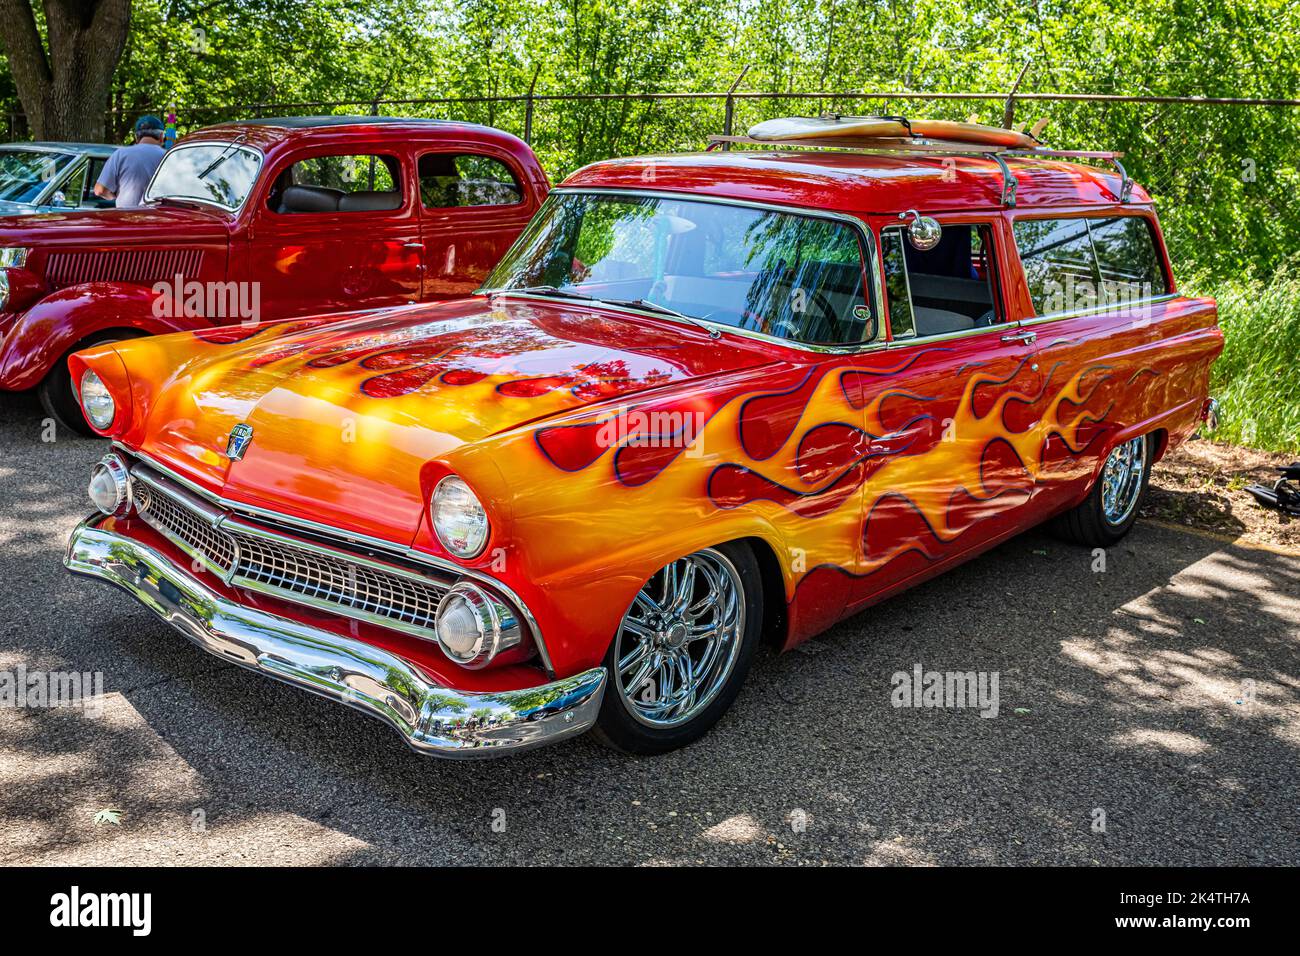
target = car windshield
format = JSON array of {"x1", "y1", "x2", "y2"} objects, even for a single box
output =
[
  {"x1": 0, "y1": 150, "x2": 74, "y2": 204},
  {"x1": 144, "y1": 142, "x2": 262, "y2": 210},
  {"x1": 481, "y1": 192, "x2": 875, "y2": 345}
]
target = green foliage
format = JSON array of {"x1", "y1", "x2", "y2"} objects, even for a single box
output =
[
  {"x1": 1193, "y1": 268, "x2": 1300, "y2": 453},
  {"x1": 2, "y1": 0, "x2": 1296, "y2": 448}
]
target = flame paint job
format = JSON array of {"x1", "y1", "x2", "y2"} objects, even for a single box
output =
[
  {"x1": 0, "y1": 119, "x2": 548, "y2": 391},
  {"x1": 70, "y1": 155, "x2": 1222, "y2": 687}
]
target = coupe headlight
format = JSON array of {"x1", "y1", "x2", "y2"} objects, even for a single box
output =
[
  {"x1": 434, "y1": 583, "x2": 522, "y2": 669},
  {"x1": 431, "y1": 475, "x2": 489, "y2": 558},
  {"x1": 0, "y1": 248, "x2": 29, "y2": 268},
  {"x1": 79, "y1": 369, "x2": 116, "y2": 431}
]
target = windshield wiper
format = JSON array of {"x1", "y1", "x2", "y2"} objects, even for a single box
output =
[
  {"x1": 506, "y1": 285, "x2": 600, "y2": 301},
  {"x1": 503, "y1": 287, "x2": 722, "y2": 338},
  {"x1": 601, "y1": 297, "x2": 722, "y2": 339},
  {"x1": 195, "y1": 133, "x2": 248, "y2": 181}
]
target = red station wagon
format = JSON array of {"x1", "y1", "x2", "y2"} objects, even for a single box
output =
[
  {"x1": 0, "y1": 116, "x2": 548, "y2": 431},
  {"x1": 64, "y1": 117, "x2": 1222, "y2": 758}
]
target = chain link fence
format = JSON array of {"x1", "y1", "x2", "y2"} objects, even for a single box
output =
[{"x1": 10, "y1": 88, "x2": 1299, "y2": 279}]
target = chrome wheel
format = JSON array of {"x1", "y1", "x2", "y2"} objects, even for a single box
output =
[
  {"x1": 613, "y1": 548, "x2": 745, "y2": 728},
  {"x1": 1100, "y1": 436, "x2": 1147, "y2": 526}
]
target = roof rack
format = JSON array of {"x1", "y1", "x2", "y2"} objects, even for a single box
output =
[{"x1": 704, "y1": 135, "x2": 1132, "y2": 207}]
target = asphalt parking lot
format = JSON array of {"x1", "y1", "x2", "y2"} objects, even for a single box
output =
[{"x1": 2, "y1": 391, "x2": 1297, "y2": 866}]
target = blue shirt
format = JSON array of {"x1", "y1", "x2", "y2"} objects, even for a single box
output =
[{"x1": 96, "y1": 143, "x2": 165, "y2": 208}]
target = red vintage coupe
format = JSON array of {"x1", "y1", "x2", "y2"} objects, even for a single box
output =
[
  {"x1": 64, "y1": 118, "x2": 1222, "y2": 758},
  {"x1": 0, "y1": 116, "x2": 548, "y2": 431}
]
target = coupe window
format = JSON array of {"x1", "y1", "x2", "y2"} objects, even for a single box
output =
[
  {"x1": 0, "y1": 150, "x2": 75, "y2": 204},
  {"x1": 144, "y1": 143, "x2": 262, "y2": 210},
  {"x1": 481, "y1": 192, "x2": 876, "y2": 346}
]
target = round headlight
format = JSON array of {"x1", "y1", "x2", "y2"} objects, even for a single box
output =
[
  {"x1": 79, "y1": 370, "x2": 116, "y2": 431},
  {"x1": 434, "y1": 583, "x2": 522, "y2": 669},
  {"x1": 431, "y1": 476, "x2": 489, "y2": 558},
  {"x1": 88, "y1": 454, "x2": 132, "y2": 517}
]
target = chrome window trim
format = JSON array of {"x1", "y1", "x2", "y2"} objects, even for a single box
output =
[
  {"x1": 116, "y1": 444, "x2": 555, "y2": 675},
  {"x1": 144, "y1": 140, "x2": 266, "y2": 212},
  {"x1": 478, "y1": 186, "x2": 888, "y2": 355},
  {"x1": 1018, "y1": 292, "x2": 1180, "y2": 327},
  {"x1": 1008, "y1": 211, "x2": 1174, "y2": 321}
]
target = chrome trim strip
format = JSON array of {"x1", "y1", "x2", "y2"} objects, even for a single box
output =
[
  {"x1": 65, "y1": 517, "x2": 605, "y2": 759},
  {"x1": 1019, "y1": 293, "x2": 1180, "y2": 327},
  {"x1": 479, "y1": 186, "x2": 889, "y2": 355}
]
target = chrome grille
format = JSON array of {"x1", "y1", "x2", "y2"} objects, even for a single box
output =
[
  {"x1": 232, "y1": 533, "x2": 443, "y2": 629},
  {"x1": 134, "y1": 477, "x2": 448, "y2": 635},
  {"x1": 136, "y1": 483, "x2": 237, "y2": 569}
]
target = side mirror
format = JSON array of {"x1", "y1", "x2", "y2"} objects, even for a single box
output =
[{"x1": 898, "y1": 209, "x2": 942, "y2": 251}]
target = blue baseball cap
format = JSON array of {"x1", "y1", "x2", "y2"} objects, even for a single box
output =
[{"x1": 134, "y1": 115, "x2": 165, "y2": 136}]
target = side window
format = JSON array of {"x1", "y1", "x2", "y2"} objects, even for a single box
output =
[
  {"x1": 86, "y1": 158, "x2": 108, "y2": 204},
  {"x1": 53, "y1": 161, "x2": 87, "y2": 207},
  {"x1": 1088, "y1": 217, "x2": 1168, "y2": 304},
  {"x1": 270, "y1": 153, "x2": 402, "y2": 214},
  {"x1": 880, "y1": 223, "x2": 1003, "y2": 340},
  {"x1": 1014, "y1": 216, "x2": 1167, "y2": 315},
  {"x1": 418, "y1": 153, "x2": 522, "y2": 208}
]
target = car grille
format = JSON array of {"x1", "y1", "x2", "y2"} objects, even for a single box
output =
[
  {"x1": 44, "y1": 248, "x2": 205, "y2": 290},
  {"x1": 134, "y1": 479, "x2": 448, "y2": 636},
  {"x1": 136, "y1": 483, "x2": 237, "y2": 568}
]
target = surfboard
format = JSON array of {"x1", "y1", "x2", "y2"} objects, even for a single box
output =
[{"x1": 747, "y1": 116, "x2": 1039, "y2": 149}]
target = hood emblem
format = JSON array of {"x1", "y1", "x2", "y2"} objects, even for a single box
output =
[{"x1": 225, "y1": 423, "x2": 254, "y2": 461}]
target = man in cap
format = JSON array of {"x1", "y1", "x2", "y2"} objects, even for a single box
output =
[{"x1": 94, "y1": 115, "x2": 167, "y2": 208}]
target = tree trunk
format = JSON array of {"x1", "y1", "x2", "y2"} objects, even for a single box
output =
[{"x1": 0, "y1": 0, "x2": 132, "y2": 142}]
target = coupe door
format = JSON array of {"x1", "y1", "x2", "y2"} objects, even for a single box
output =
[
  {"x1": 416, "y1": 150, "x2": 539, "y2": 298},
  {"x1": 248, "y1": 149, "x2": 423, "y2": 321}
]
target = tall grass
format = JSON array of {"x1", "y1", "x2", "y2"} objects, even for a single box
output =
[{"x1": 1194, "y1": 269, "x2": 1300, "y2": 455}]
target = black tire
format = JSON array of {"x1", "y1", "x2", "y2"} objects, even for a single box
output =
[
  {"x1": 37, "y1": 330, "x2": 144, "y2": 438},
  {"x1": 1050, "y1": 433, "x2": 1153, "y2": 547},
  {"x1": 593, "y1": 540, "x2": 764, "y2": 756}
]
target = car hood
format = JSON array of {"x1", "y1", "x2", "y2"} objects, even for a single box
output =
[
  {"x1": 0, "y1": 202, "x2": 230, "y2": 245},
  {"x1": 124, "y1": 296, "x2": 781, "y2": 543}
]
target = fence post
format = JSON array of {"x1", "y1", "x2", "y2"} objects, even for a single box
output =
[
  {"x1": 1001, "y1": 58, "x2": 1032, "y2": 128},
  {"x1": 524, "y1": 65, "x2": 542, "y2": 143},
  {"x1": 371, "y1": 97, "x2": 380, "y2": 117},
  {"x1": 722, "y1": 64, "x2": 751, "y2": 150}
]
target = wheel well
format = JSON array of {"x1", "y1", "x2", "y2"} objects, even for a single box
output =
[
  {"x1": 1149, "y1": 427, "x2": 1170, "y2": 463},
  {"x1": 734, "y1": 536, "x2": 789, "y2": 650}
]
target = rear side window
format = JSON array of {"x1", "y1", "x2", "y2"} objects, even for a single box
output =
[
  {"x1": 1014, "y1": 216, "x2": 1167, "y2": 315},
  {"x1": 419, "y1": 153, "x2": 521, "y2": 208}
]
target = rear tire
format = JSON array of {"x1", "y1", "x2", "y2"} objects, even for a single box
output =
[
  {"x1": 37, "y1": 330, "x2": 144, "y2": 438},
  {"x1": 593, "y1": 541, "x2": 763, "y2": 756},
  {"x1": 1050, "y1": 433, "x2": 1153, "y2": 547}
]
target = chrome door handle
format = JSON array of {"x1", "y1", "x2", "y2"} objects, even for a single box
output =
[
  {"x1": 403, "y1": 242, "x2": 424, "y2": 249},
  {"x1": 1000, "y1": 330, "x2": 1037, "y2": 345}
]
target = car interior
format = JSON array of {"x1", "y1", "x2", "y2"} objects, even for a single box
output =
[
  {"x1": 268, "y1": 154, "x2": 404, "y2": 213},
  {"x1": 891, "y1": 223, "x2": 1001, "y2": 336}
]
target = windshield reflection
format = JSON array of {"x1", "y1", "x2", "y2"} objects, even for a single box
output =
[
  {"x1": 145, "y1": 143, "x2": 262, "y2": 210},
  {"x1": 482, "y1": 192, "x2": 876, "y2": 346}
]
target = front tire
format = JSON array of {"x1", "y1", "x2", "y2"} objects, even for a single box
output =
[
  {"x1": 37, "y1": 331, "x2": 143, "y2": 437},
  {"x1": 1051, "y1": 433, "x2": 1153, "y2": 547},
  {"x1": 594, "y1": 542, "x2": 763, "y2": 756}
]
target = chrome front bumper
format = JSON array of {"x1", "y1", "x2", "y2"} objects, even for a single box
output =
[{"x1": 65, "y1": 517, "x2": 606, "y2": 759}]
